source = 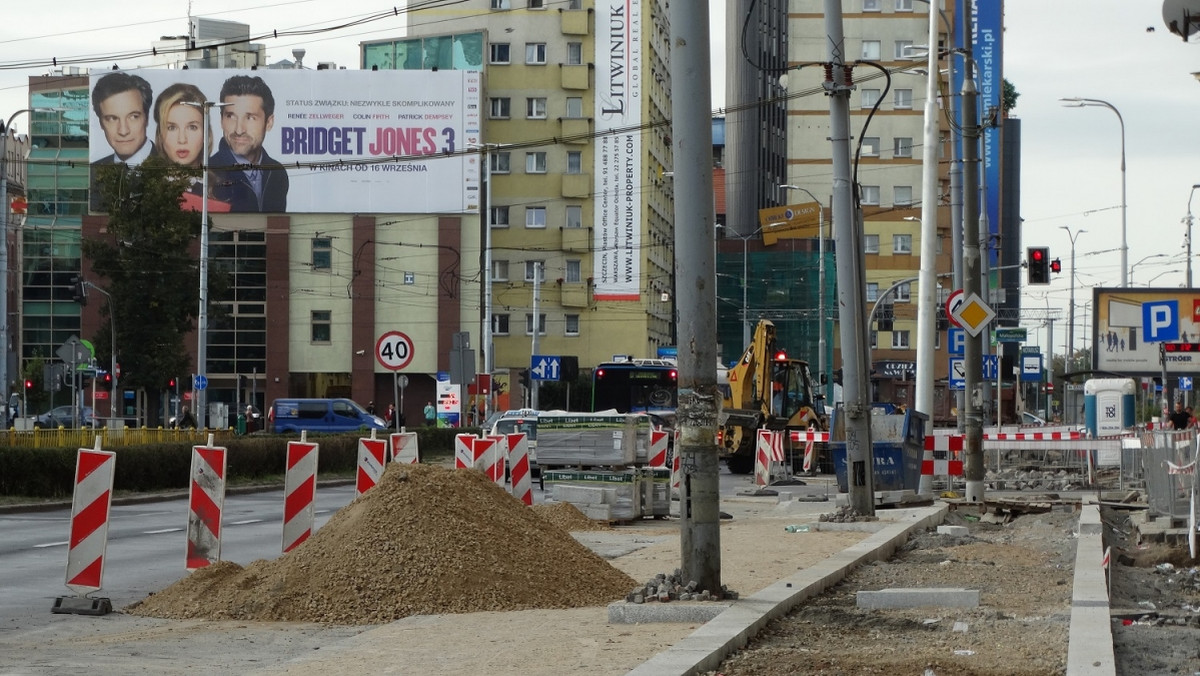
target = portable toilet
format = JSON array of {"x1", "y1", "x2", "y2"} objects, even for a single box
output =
[{"x1": 1083, "y1": 378, "x2": 1135, "y2": 436}]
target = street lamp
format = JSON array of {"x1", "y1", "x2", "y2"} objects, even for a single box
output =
[
  {"x1": 1060, "y1": 98, "x2": 1127, "y2": 287},
  {"x1": 1185, "y1": 184, "x2": 1200, "y2": 286},
  {"x1": 0, "y1": 108, "x2": 56, "y2": 422},
  {"x1": 180, "y1": 100, "x2": 230, "y2": 430},
  {"x1": 1130, "y1": 253, "x2": 1168, "y2": 286},
  {"x1": 779, "y1": 184, "x2": 829, "y2": 403},
  {"x1": 1060, "y1": 225, "x2": 1085, "y2": 425},
  {"x1": 468, "y1": 141, "x2": 504, "y2": 419}
]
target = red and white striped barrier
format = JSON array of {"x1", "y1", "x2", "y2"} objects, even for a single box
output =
[
  {"x1": 391, "y1": 430, "x2": 419, "y2": 464},
  {"x1": 484, "y1": 435, "x2": 507, "y2": 485},
  {"x1": 355, "y1": 432, "x2": 387, "y2": 497},
  {"x1": 922, "y1": 434, "x2": 964, "y2": 477},
  {"x1": 648, "y1": 429, "x2": 669, "y2": 468},
  {"x1": 506, "y1": 433, "x2": 532, "y2": 505},
  {"x1": 282, "y1": 436, "x2": 319, "y2": 554},
  {"x1": 985, "y1": 431, "x2": 1084, "y2": 441},
  {"x1": 754, "y1": 429, "x2": 784, "y2": 487},
  {"x1": 65, "y1": 442, "x2": 116, "y2": 594},
  {"x1": 671, "y1": 427, "x2": 682, "y2": 497},
  {"x1": 454, "y1": 433, "x2": 475, "y2": 470},
  {"x1": 790, "y1": 427, "x2": 828, "y2": 473},
  {"x1": 186, "y1": 437, "x2": 227, "y2": 570}
]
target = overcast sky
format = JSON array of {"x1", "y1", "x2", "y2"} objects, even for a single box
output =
[{"x1": 2, "y1": 0, "x2": 1198, "y2": 356}]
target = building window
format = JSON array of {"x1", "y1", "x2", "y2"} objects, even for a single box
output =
[
  {"x1": 566, "y1": 151, "x2": 583, "y2": 174},
  {"x1": 565, "y1": 205, "x2": 583, "y2": 228},
  {"x1": 861, "y1": 185, "x2": 880, "y2": 205},
  {"x1": 861, "y1": 40, "x2": 881, "y2": 60},
  {"x1": 894, "y1": 186, "x2": 913, "y2": 206},
  {"x1": 894, "y1": 137, "x2": 913, "y2": 158},
  {"x1": 895, "y1": 40, "x2": 914, "y2": 59},
  {"x1": 525, "y1": 313, "x2": 547, "y2": 335},
  {"x1": 565, "y1": 97, "x2": 584, "y2": 118},
  {"x1": 565, "y1": 259, "x2": 582, "y2": 283},
  {"x1": 525, "y1": 43, "x2": 547, "y2": 65},
  {"x1": 491, "y1": 205, "x2": 510, "y2": 227},
  {"x1": 491, "y1": 0, "x2": 510, "y2": 8},
  {"x1": 526, "y1": 152, "x2": 547, "y2": 173},
  {"x1": 489, "y1": 43, "x2": 511, "y2": 64},
  {"x1": 311, "y1": 237, "x2": 331, "y2": 270},
  {"x1": 490, "y1": 151, "x2": 511, "y2": 174},
  {"x1": 864, "y1": 234, "x2": 880, "y2": 254},
  {"x1": 491, "y1": 260, "x2": 509, "y2": 281},
  {"x1": 894, "y1": 88, "x2": 913, "y2": 109},
  {"x1": 311, "y1": 310, "x2": 331, "y2": 343},
  {"x1": 895, "y1": 0, "x2": 913, "y2": 10},
  {"x1": 893, "y1": 234, "x2": 913, "y2": 254},
  {"x1": 870, "y1": 330, "x2": 878, "y2": 349},
  {"x1": 526, "y1": 207, "x2": 547, "y2": 228},
  {"x1": 565, "y1": 314, "x2": 580, "y2": 336},
  {"x1": 493, "y1": 314, "x2": 510, "y2": 336},
  {"x1": 568, "y1": 0, "x2": 581, "y2": 7},
  {"x1": 894, "y1": 281, "x2": 912, "y2": 302},
  {"x1": 861, "y1": 89, "x2": 881, "y2": 108},
  {"x1": 862, "y1": 137, "x2": 880, "y2": 157},
  {"x1": 863, "y1": 0, "x2": 880, "y2": 11},
  {"x1": 526, "y1": 97, "x2": 547, "y2": 119},
  {"x1": 489, "y1": 97, "x2": 511, "y2": 119},
  {"x1": 566, "y1": 42, "x2": 583, "y2": 65},
  {"x1": 525, "y1": 261, "x2": 546, "y2": 283},
  {"x1": 866, "y1": 282, "x2": 880, "y2": 302},
  {"x1": 529, "y1": 0, "x2": 545, "y2": 8},
  {"x1": 892, "y1": 330, "x2": 911, "y2": 349}
]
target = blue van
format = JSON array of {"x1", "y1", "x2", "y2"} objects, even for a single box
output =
[{"x1": 269, "y1": 398, "x2": 386, "y2": 434}]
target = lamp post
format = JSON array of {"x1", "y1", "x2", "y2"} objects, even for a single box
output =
[
  {"x1": 1060, "y1": 226, "x2": 1085, "y2": 425},
  {"x1": 181, "y1": 100, "x2": 229, "y2": 430},
  {"x1": 1060, "y1": 98, "x2": 1127, "y2": 287},
  {"x1": 1186, "y1": 184, "x2": 1200, "y2": 287},
  {"x1": 778, "y1": 184, "x2": 829, "y2": 403},
  {"x1": 0, "y1": 108, "x2": 55, "y2": 423},
  {"x1": 468, "y1": 142, "x2": 502, "y2": 418},
  {"x1": 1130, "y1": 253, "x2": 1168, "y2": 286}
]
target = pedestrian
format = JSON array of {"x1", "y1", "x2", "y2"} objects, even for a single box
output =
[
  {"x1": 1168, "y1": 401, "x2": 1191, "y2": 430},
  {"x1": 245, "y1": 405, "x2": 256, "y2": 433},
  {"x1": 423, "y1": 401, "x2": 436, "y2": 427},
  {"x1": 367, "y1": 400, "x2": 376, "y2": 416},
  {"x1": 385, "y1": 403, "x2": 396, "y2": 429},
  {"x1": 177, "y1": 405, "x2": 197, "y2": 429}
]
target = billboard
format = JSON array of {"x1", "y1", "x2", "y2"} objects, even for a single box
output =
[
  {"x1": 757, "y1": 201, "x2": 823, "y2": 243},
  {"x1": 88, "y1": 69, "x2": 481, "y2": 214},
  {"x1": 593, "y1": 1, "x2": 642, "y2": 301},
  {"x1": 1093, "y1": 288, "x2": 1200, "y2": 375}
]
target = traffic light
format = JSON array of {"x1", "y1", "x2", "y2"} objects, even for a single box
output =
[
  {"x1": 70, "y1": 275, "x2": 87, "y2": 305},
  {"x1": 1050, "y1": 258, "x2": 1062, "y2": 274},
  {"x1": 102, "y1": 372, "x2": 113, "y2": 390},
  {"x1": 24, "y1": 379, "x2": 33, "y2": 392},
  {"x1": 518, "y1": 369, "x2": 530, "y2": 389},
  {"x1": 1027, "y1": 247, "x2": 1050, "y2": 285}
]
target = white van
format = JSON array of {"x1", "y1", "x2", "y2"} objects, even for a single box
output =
[{"x1": 484, "y1": 409, "x2": 542, "y2": 477}]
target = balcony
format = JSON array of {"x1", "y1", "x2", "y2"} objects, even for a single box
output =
[
  {"x1": 561, "y1": 173, "x2": 591, "y2": 198},
  {"x1": 560, "y1": 64, "x2": 591, "y2": 90},
  {"x1": 560, "y1": 9, "x2": 590, "y2": 35},
  {"x1": 559, "y1": 117, "x2": 591, "y2": 143},
  {"x1": 560, "y1": 226, "x2": 590, "y2": 252}
]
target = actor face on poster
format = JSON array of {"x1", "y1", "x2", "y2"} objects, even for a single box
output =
[
  {"x1": 151, "y1": 82, "x2": 231, "y2": 213},
  {"x1": 208, "y1": 75, "x2": 289, "y2": 213}
]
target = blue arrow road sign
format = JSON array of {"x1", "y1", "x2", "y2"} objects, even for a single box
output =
[
  {"x1": 948, "y1": 358, "x2": 965, "y2": 391},
  {"x1": 1181, "y1": 377, "x2": 1193, "y2": 391},
  {"x1": 193, "y1": 374, "x2": 208, "y2": 390},
  {"x1": 530, "y1": 355, "x2": 561, "y2": 381},
  {"x1": 982, "y1": 355, "x2": 999, "y2": 380}
]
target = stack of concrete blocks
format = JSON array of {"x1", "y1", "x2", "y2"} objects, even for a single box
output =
[
  {"x1": 639, "y1": 467, "x2": 671, "y2": 517},
  {"x1": 542, "y1": 469, "x2": 642, "y2": 521},
  {"x1": 536, "y1": 413, "x2": 651, "y2": 468}
]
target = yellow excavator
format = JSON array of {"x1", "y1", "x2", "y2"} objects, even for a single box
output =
[{"x1": 719, "y1": 319, "x2": 827, "y2": 474}]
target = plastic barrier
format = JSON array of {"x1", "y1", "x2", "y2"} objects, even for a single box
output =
[
  {"x1": 186, "y1": 437, "x2": 227, "y2": 570},
  {"x1": 282, "y1": 435, "x2": 319, "y2": 553},
  {"x1": 391, "y1": 430, "x2": 419, "y2": 464},
  {"x1": 922, "y1": 434, "x2": 964, "y2": 478},
  {"x1": 754, "y1": 429, "x2": 784, "y2": 487},
  {"x1": 648, "y1": 429, "x2": 669, "y2": 468},
  {"x1": 790, "y1": 428, "x2": 829, "y2": 473},
  {"x1": 454, "y1": 433, "x2": 475, "y2": 470},
  {"x1": 670, "y1": 428, "x2": 682, "y2": 497},
  {"x1": 355, "y1": 432, "x2": 387, "y2": 497},
  {"x1": 485, "y1": 435, "x2": 508, "y2": 485},
  {"x1": 65, "y1": 441, "x2": 116, "y2": 593},
  {"x1": 507, "y1": 433, "x2": 533, "y2": 505}
]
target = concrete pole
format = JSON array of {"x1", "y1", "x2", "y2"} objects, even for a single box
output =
[
  {"x1": 530, "y1": 262, "x2": 541, "y2": 410},
  {"x1": 725, "y1": 0, "x2": 757, "y2": 239},
  {"x1": 960, "y1": 8, "x2": 984, "y2": 503},
  {"x1": 824, "y1": 0, "x2": 874, "y2": 515},
  {"x1": 1060, "y1": 226, "x2": 1084, "y2": 425},
  {"x1": 670, "y1": 0, "x2": 722, "y2": 592},
  {"x1": 1186, "y1": 184, "x2": 1199, "y2": 287},
  {"x1": 915, "y1": 5, "x2": 940, "y2": 495}
]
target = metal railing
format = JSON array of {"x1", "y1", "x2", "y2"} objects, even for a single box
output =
[{"x1": 0, "y1": 425, "x2": 235, "y2": 449}]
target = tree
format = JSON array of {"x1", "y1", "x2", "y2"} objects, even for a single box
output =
[
  {"x1": 83, "y1": 158, "x2": 211, "y2": 401},
  {"x1": 1002, "y1": 78, "x2": 1020, "y2": 114}
]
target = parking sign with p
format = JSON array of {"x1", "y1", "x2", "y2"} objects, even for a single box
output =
[{"x1": 1142, "y1": 300, "x2": 1179, "y2": 343}]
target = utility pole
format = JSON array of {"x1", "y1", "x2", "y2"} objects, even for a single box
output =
[
  {"x1": 530, "y1": 262, "x2": 541, "y2": 410},
  {"x1": 961, "y1": 8, "x2": 984, "y2": 503},
  {"x1": 914, "y1": 2, "x2": 940, "y2": 495},
  {"x1": 824, "y1": 0, "x2": 874, "y2": 514},
  {"x1": 670, "y1": 0, "x2": 722, "y2": 592}
]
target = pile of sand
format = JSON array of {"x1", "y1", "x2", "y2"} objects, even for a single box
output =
[
  {"x1": 129, "y1": 464, "x2": 636, "y2": 625},
  {"x1": 531, "y1": 501, "x2": 611, "y2": 532}
]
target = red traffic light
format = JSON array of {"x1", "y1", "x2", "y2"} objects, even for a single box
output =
[
  {"x1": 168, "y1": 378, "x2": 176, "y2": 388},
  {"x1": 103, "y1": 373, "x2": 112, "y2": 385},
  {"x1": 1050, "y1": 258, "x2": 1062, "y2": 274},
  {"x1": 24, "y1": 379, "x2": 33, "y2": 390},
  {"x1": 1030, "y1": 249, "x2": 1044, "y2": 262}
]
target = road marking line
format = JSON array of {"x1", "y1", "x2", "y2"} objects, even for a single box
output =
[
  {"x1": 34, "y1": 541, "x2": 68, "y2": 548},
  {"x1": 229, "y1": 519, "x2": 262, "y2": 525},
  {"x1": 144, "y1": 528, "x2": 183, "y2": 534}
]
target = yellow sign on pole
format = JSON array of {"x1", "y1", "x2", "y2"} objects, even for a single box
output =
[
  {"x1": 951, "y1": 293, "x2": 995, "y2": 336},
  {"x1": 756, "y1": 201, "x2": 822, "y2": 243}
]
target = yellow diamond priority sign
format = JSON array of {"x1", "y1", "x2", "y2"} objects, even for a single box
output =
[{"x1": 950, "y1": 292, "x2": 995, "y2": 336}]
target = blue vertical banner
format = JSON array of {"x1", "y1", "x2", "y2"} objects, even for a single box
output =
[{"x1": 954, "y1": 0, "x2": 1004, "y2": 271}]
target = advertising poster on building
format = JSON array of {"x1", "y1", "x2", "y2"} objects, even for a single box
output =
[
  {"x1": 88, "y1": 68, "x2": 481, "y2": 214},
  {"x1": 1093, "y1": 288, "x2": 1200, "y2": 375},
  {"x1": 593, "y1": 1, "x2": 642, "y2": 301}
]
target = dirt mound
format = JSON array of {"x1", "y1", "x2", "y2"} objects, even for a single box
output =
[
  {"x1": 129, "y1": 464, "x2": 636, "y2": 624},
  {"x1": 531, "y1": 501, "x2": 611, "y2": 532}
]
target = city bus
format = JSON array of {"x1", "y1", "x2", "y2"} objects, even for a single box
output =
[{"x1": 590, "y1": 358, "x2": 678, "y2": 415}]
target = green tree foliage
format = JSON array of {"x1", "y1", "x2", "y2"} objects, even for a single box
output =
[
  {"x1": 1002, "y1": 78, "x2": 1019, "y2": 113},
  {"x1": 84, "y1": 158, "x2": 204, "y2": 394}
]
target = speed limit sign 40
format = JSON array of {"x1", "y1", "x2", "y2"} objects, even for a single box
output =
[{"x1": 376, "y1": 331, "x2": 414, "y2": 371}]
